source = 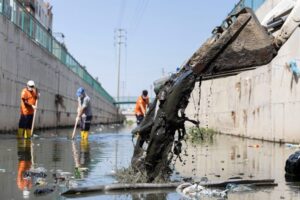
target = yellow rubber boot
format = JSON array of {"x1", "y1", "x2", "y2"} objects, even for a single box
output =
[
  {"x1": 24, "y1": 129, "x2": 32, "y2": 139},
  {"x1": 81, "y1": 131, "x2": 89, "y2": 140},
  {"x1": 17, "y1": 128, "x2": 24, "y2": 139}
]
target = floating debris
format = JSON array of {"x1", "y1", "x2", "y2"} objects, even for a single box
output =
[
  {"x1": 285, "y1": 143, "x2": 300, "y2": 148},
  {"x1": 285, "y1": 151, "x2": 300, "y2": 176},
  {"x1": 226, "y1": 183, "x2": 252, "y2": 192},
  {"x1": 76, "y1": 167, "x2": 88, "y2": 172},
  {"x1": 34, "y1": 187, "x2": 55, "y2": 196},
  {"x1": 177, "y1": 182, "x2": 255, "y2": 199},
  {"x1": 23, "y1": 171, "x2": 47, "y2": 179},
  {"x1": 176, "y1": 183, "x2": 229, "y2": 199},
  {"x1": 35, "y1": 178, "x2": 47, "y2": 186}
]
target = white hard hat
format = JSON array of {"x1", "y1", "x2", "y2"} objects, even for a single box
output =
[{"x1": 27, "y1": 80, "x2": 35, "y2": 87}]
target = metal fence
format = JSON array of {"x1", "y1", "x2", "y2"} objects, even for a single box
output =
[
  {"x1": 230, "y1": 0, "x2": 266, "y2": 14},
  {"x1": 0, "y1": 0, "x2": 115, "y2": 104}
]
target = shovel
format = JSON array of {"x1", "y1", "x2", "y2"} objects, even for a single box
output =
[
  {"x1": 31, "y1": 99, "x2": 38, "y2": 137},
  {"x1": 71, "y1": 117, "x2": 80, "y2": 140}
]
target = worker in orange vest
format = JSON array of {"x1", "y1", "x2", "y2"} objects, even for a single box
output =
[
  {"x1": 18, "y1": 80, "x2": 38, "y2": 139},
  {"x1": 134, "y1": 90, "x2": 149, "y2": 125}
]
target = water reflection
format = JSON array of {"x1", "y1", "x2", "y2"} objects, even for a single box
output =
[
  {"x1": 131, "y1": 192, "x2": 168, "y2": 200},
  {"x1": 17, "y1": 139, "x2": 32, "y2": 196},
  {"x1": 0, "y1": 127, "x2": 300, "y2": 200},
  {"x1": 72, "y1": 139, "x2": 90, "y2": 179},
  {"x1": 52, "y1": 141, "x2": 62, "y2": 163}
]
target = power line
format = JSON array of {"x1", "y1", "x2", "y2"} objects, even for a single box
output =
[
  {"x1": 129, "y1": 0, "x2": 150, "y2": 35},
  {"x1": 117, "y1": 0, "x2": 127, "y2": 28}
]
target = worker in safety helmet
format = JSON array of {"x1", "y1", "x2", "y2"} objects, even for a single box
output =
[
  {"x1": 134, "y1": 90, "x2": 149, "y2": 125},
  {"x1": 76, "y1": 87, "x2": 93, "y2": 140},
  {"x1": 18, "y1": 80, "x2": 38, "y2": 139}
]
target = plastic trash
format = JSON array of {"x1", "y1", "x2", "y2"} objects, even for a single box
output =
[
  {"x1": 285, "y1": 143, "x2": 300, "y2": 148},
  {"x1": 177, "y1": 183, "x2": 229, "y2": 199},
  {"x1": 285, "y1": 151, "x2": 300, "y2": 176},
  {"x1": 23, "y1": 170, "x2": 47, "y2": 178},
  {"x1": 289, "y1": 60, "x2": 300, "y2": 78},
  {"x1": 34, "y1": 187, "x2": 54, "y2": 196},
  {"x1": 248, "y1": 144, "x2": 260, "y2": 148}
]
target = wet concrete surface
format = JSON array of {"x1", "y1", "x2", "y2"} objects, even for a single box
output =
[
  {"x1": 0, "y1": 125, "x2": 299, "y2": 199},
  {"x1": 175, "y1": 134, "x2": 300, "y2": 199}
]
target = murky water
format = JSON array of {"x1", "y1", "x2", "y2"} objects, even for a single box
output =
[{"x1": 0, "y1": 125, "x2": 300, "y2": 200}]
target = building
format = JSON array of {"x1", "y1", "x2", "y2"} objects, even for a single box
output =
[{"x1": 16, "y1": 0, "x2": 53, "y2": 32}]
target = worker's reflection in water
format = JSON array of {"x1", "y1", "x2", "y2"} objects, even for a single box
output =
[
  {"x1": 17, "y1": 139, "x2": 32, "y2": 198},
  {"x1": 72, "y1": 139, "x2": 90, "y2": 179},
  {"x1": 132, "y1": 193, "x2": 167, "y2": 200}
]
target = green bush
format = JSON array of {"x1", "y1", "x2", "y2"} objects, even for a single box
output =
[
  {"x1": 125, "y1": 120, "x2": 134, "y2": 126},
  {"x1": 187, "y1": 127, "x2": 217, "y2": 144}
]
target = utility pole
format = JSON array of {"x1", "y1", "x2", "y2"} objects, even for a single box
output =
[
  {"x1": 114, "y1": 29, "x2": 127, "y2": 103},
  {"x1": 162, "y1": 68, "x2": 165, "y2": 76}
]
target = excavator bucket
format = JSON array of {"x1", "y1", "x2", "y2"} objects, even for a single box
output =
[{"x1": 188, "y1": 8, "x2": 277, "y2": 76}]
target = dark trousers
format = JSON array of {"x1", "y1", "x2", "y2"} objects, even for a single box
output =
[
  {"x1": 18, "y1": 115, "x2": 33, "y2": 129},
  {"x1": 80, "y1": 116, "x2": 93, "y2": 131},
  {"x1": 136, "y1": 115, "x2": 144, "y2": 125}
]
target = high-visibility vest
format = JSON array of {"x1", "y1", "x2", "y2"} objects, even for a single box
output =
[
  {"x1": 20, "y1": 88, "x2": 37, "y2": 115},
  {"x1": 134, "y1": 96, "x2": 149, "y2": 115}
]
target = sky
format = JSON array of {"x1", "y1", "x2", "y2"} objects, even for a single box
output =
[{"x1": 49, "y1": 0, "x2": 239, "y2": 99}]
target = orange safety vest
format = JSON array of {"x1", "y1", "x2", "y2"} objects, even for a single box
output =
[
  {"x1": 20, "y1": 88, "x2": 37, "y2": 115},
  {"x1": 134, "y1": 96, "x2": 149, "y2": 116}
]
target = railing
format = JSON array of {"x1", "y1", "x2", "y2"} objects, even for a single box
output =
[
  {"x1": 0, "y1": 0, "x2": 115, "y2": 104},
  {"x1": 114, "y1": 96, "x2": 155, "y2": 105},
  {"x1": 230, "y1": 0, "x2": 266, "y2": 15}
]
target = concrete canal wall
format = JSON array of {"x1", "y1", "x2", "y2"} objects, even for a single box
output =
[
  {"x1": 0, "y1": 14, "x2": 120, "y2": 132},
  {"x1": 186, "y1": 0, "x2": 300, "y2": 143}
]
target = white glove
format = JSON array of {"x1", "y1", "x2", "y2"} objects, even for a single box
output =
[{"x1": 32, "y1": 105, "x2": 37, "y2": 110}]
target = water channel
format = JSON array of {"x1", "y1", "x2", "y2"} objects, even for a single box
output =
[{"x1": 0, "y1": 125, "x2": 299, "y2": 200}]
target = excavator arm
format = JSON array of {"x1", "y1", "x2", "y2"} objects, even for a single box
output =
[
  {"x1": 131, "y1": 3, "x2": 300, "y2": 183},
  {"x1": 271, "y1": 0, "x2": 300, "y2": 49}
]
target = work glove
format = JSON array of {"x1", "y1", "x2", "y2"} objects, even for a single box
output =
[{"x1": 32, "y1": 105, "x2": 37, "y2": 110}]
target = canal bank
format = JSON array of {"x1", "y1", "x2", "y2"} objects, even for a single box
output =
[{"x1": 0, "y1": 0, "x2": 121, "y2": 132}]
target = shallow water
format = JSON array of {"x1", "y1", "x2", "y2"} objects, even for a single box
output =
[{"x1": 0, "y1": 125, "x2": 299, "y2": 200}]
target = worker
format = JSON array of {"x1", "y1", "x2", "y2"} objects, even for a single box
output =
[
  {"x1": 134, "y1": 90, "x2": 149, "y2": 125},
  {"x1": 18, "y1": 80, "x2": 38, "y2": 139},
  {"x1": 76, "y1": 87, "x2": 93, "y2": 140}
]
